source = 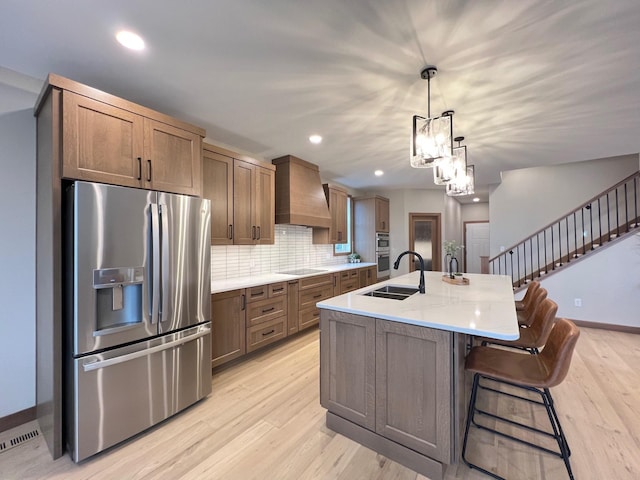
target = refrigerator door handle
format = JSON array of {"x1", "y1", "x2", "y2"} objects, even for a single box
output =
[
  {"x1": 159, "y1": 203, "x2": 171, "y2": 324},
  {"x1": 82, "y1": 327, "x2": 210, "y2": 372},
  {"x1": 150, "y1": 203, "x2": 161, "y2": 324}
]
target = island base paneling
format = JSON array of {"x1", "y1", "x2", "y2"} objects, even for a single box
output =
[{"x1": 320, "y1": 309, "x2": 467, "y2": 480}]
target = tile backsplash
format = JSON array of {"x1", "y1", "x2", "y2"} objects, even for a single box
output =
[{"x1": 211, "y1": 224, "x2": 348, "y2": 281}]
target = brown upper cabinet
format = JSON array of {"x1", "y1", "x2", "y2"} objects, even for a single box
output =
[
  {"x1": 375, "y1": 196, "x2": 390, "y2": 232},
  {"x1": 48, "y1": 75, "x2": 204, "y2": 196},
  {"x1": 203, "y1": 143, "x2": 275, "y2": 245},
  {"x1": 313, "y1": 184, "x2": 348, "y2": 244}
]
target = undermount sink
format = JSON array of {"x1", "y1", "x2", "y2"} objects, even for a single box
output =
[{"x1": 361, "y1": 285, "x2": 420, "y2": 300}]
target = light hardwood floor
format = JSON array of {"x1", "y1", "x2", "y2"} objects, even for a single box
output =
[{"x1": 1, "y1": 326, "x2": 639, "y2": 480}]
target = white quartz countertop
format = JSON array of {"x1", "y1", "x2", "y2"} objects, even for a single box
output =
[
  {"x1": 211, "y1": 262, "x2": 376, "y2": 294},
  {"x1": 316, "y1": 271, "x2": 520, "y2": 341}
]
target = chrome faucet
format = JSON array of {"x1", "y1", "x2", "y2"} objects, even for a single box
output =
[{"x1": 393, "y1": 251, "x2": 425, "y2": 294}]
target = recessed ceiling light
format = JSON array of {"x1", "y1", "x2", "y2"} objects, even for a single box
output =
[
  {"x1": 473, "y1": 197, "x2": 480, "y2": 202},
  {"x1": 309, "y1": 134, "x2": 322, "y2": 144},
  {"x1": 116, "y1": 30, "x2": 145, "y2": 51},
  {"x1": 374, "y1": 170, "x2": 384, "y2": 176}
]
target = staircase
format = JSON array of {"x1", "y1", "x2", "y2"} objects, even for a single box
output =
[{"x1": 489, "y1": 171, "x2": 640, "y2": 291}]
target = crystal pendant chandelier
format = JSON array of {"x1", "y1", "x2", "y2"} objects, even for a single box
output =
[
  {"x1": 446, "y1": 164, "x2": 475, "y2": 196},
  {"x1": 411, "y1": 66, "x2": 453, "y2": 168},
  {"x1": 434, "y1": 132, "x2": 466, "y2": 185}
]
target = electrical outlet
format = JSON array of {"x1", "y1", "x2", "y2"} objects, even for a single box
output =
[{"x1": 574, "y1": 298, "x2": 582, "y2": 307}]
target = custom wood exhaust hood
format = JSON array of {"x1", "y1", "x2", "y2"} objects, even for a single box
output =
[{"x1": 271, "y1": 155, "x2": 332, "y2": 228}]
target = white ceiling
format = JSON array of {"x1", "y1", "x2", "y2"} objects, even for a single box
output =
[{"x1": 2, "y1": 0, "x2": 639, "y2": 203}]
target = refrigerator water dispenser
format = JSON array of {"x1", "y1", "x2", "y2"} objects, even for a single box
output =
[{"x1": 93, "y1": 267, "x2": 144, "y2": 333}]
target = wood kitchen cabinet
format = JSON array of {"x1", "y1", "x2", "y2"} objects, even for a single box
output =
[
  {"x1": 246, "y1": 282, "x2": 287, "y2": 352},
  {"x1": 202, "y1": 148, "x2": 233, "y2": 244},
  {"x1": 320, "y1": 310, "x2": 455, "y2": 477},
  {"x1": 375, "y1": 196, "x2": 390, "y2": 232},
  {"x1": 339, "y1": 269, "x2": 360, "y2": 294},
  {"x1": 298, "y1": 273, "x2": 334, "y2": 330},
  {"x1": 359, "y1": 265, "x2": 377, "y2": 287},
  {"x1": 313, "y1": 184, "x2": 348, "y2": 244},
  {"x1": 211, "y1": 289, "x2": 246, "y2": 368},
  {"x1": 62, "y1": 88, "x2": 203, "y2": 196},
  {"x1": 203, "y1": 143, "x2": 275, "y2": 245}
]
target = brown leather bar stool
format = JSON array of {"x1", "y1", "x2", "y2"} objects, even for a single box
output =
[
  {"x1": 517, "y1": 285, "x2": 547, "y2": 327},
  {"x1": 462, "y1": 318, "x2": 580, "y2": 480},
  {"x1": 515, "y1": 280, "x2": 540, "y2": 311},
  {"x1": 481, "y1": 298, "x2": 558, "y2": 354}
]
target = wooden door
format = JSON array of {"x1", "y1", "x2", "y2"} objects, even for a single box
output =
[
  {"x1": 143, "y1": 119, "x2": 202, "y2": 196},
  {"x1": 211, "y1": 290, "x2": 246, "y2": 368},
  {"x1": 375, "y1": 319, "x2": 452, "y2": 463},
  {"x1": 62, "y1": 91, "x2": 144, "y2": 187},
  {"x1": 255, "y1": 166, "x2": 275, "y2": 244},
  {"x1": 320, "y1": 310, "x2": 376, "y2": 431},
  {"x1": 375, "y1": 197, "x2": 390, "y2": 232},
  {"x1": 409, "y1": 213, "x2": 441, "y2": 272},
  {"x1": 203, "y1": 149, "x2": 234, "y2": 244},
  {"x1": 233, "y1": 159, "x2": 256, "y2": 244}
]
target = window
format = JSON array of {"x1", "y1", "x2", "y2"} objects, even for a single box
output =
[{"x1": 334, "y1": 196, "x2": 352, "y2": 255}]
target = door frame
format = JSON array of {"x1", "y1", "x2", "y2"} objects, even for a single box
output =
[
  {"x1": 408, "y1": 213, "x2": 441, "y2": 272},
  {"x1": 463, "y1": 220, "x2": 489, "y2": 273}
]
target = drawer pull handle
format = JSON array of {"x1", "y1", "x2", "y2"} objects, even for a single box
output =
[
  {"x1": 272, "y1": 287, "x2": 284, "y2": 292},
  {"x1": 313, "y1": 294, "x2": 322, "y2": 299},
  {"x1": 262, "y1": 307, "x2": 275, "y2": 313},
  {"x1": 137, "y1": 157, "x2": 142, "y2": 180},
  {"x1": 262, "y1": 329, "x2": 276, "y2": 336},
  {"x1": 251, "y1": 291, "x2": 263, "y2": 297}
]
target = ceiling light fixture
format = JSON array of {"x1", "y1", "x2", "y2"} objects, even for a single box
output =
[
  {"x1": 446, "y1": 164, "x2": 475, "y2": 197},
  {"x1": 411, "y1": 66, "x2": 453, "y2": 168},
  {"x1": 434, "y1": 130, "x2": 465, "y2": 186},
  {"x1": 309, "y1": 134, "x2": 322, "y2": 144},
  {"x1": 116, "y1": 30, "x2": 145, "y2": 51},
  {"x1": 374, "y1": 170, "x2": 384, "y2": 176},
  {"x1": 473, "y1": 197, "x2": 480, "y2": 202}
]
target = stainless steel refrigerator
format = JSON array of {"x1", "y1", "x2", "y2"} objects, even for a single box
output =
[{"x1": 64, "y1": 181, "x2": 212, "y2": 462}]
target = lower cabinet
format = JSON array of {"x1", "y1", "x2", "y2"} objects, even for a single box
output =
[
  {"x1": 212, "y1": 267, "x2": 379, "y2": 368},
  {"x1": 211, "y1": 289, "x2": 246, "y2": 368},
  {"x1": 360, "y1": 265, "x2": 377, "y2": 287},
  {"x1": 246, "y1": 281, "x2": 288, "y2": 353},
  {"x1": 320, "y1": 309, "x2": 454, "y2": 468}
]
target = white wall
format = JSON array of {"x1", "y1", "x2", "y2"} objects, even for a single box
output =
[
  {"x1": 539, "y1": 234, "x2": 640, "y2": 327},
  {"x1": 0, "y1": 70, "x2": 41, "y2": 417},
  {"x1": 490, "y1": 154, "x2": 639, "y2": 257},
  {"x1": 493, "y1": 155, "x2": 640, "y2": 329},
  {"x1": 461, "y1": 202, "x2": 489, "y2": 223}
]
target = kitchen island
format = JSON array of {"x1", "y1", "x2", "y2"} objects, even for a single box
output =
[{"x1": 317, "y1": 271, "x2": 519, "y2": 480}]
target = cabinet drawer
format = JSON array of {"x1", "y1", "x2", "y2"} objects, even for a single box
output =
[
  {"x1": 247, "y1": 317, "x2": 286, "y2": 352},
  {"x1": 340, "y1": 270, "x2": 359, "y2": 281},
  {"x1": 246, "y1": 296, "x2": 287, "y2": 327},
  {"x1": 299, "y1": 284, "x2": 334, "y2": 310},
  {"x1": 299, "y1": 306, "x2": 321, "y2": 330},
  {"x1": 247, "y1": 285, "x2": 268, "y2": 303},
  {"x1": 299, "y1": 274, "x2": 333, "y2": 290},
  {"x1": 340, "y1": 279, "x2": 359, "y2": 294},
  {"x1": 268, "y1": 282, "x2": 287, "y2": 297}
]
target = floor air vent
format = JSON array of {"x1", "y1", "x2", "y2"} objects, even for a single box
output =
[{"x1": 0, "y1": 428, "x2": 40, "y2": 454}]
